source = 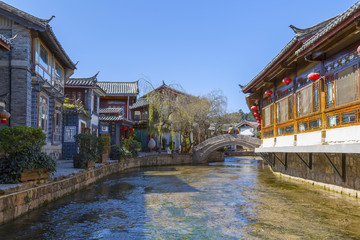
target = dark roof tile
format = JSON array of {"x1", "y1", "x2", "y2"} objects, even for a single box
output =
[
  {"x1": 129, "y1": 97, "x2": 149, "y2": 109},
  {"x1": 97, "y1": 81, "x2": 138, "y2": 96}
]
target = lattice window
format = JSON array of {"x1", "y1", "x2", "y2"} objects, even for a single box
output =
[
  {"x1": 276, "y1": 95, "x2": 293, "y2": 123},
  {"x1": 263, "y1": 105, "x2": 274, "y2": 127},
  {"x1": 335, "y1": 65, "x2": 358, "y2": 106},
  {"x1": 38, "y1": 94, "x2": 48, "y2": 133},
  {"x1": 53, "y1": 102, "x2": 62, "y2": 144},
  {"x1": 296, "y1": 82, "x2": 319, "y2": 117}
]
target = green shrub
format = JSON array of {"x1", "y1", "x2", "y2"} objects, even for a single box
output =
[
  {"x1": 97, "y1": 136, "x2": 111, "y2": 156},
  {"x1": 73, "y1": 133, "x2": 99, "y2": 168},
  {"x1": 110, "y1": 145, "x2": 131, "y2": 161},
  {"x1": 122, "y1": 134, "x2": 141, "y2": 157},
  {"x1": 0, "y1": 126, "x2": 46, "y2": 155},
  {"x1": 0, "y1": 126, "x2": 56, "y2": 183}
]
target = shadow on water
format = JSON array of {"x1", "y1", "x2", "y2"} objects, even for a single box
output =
[{"x1": 0, "y1": 168, "x2": 199, "y2": 240}]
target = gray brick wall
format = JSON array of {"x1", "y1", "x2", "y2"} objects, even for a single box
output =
[
  {"x1": 48, "y1": 97, "x2": 54, "y2": 142},
  {"x1": 4, "y1": 23, "x2": 32, "y2": 127},
  {"x1": 31, "y1": 90, "x2": 38, "y2": 128}
]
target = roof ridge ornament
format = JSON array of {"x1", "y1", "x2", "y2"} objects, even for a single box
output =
[
  {"x1": 8, "y1": 34, "x2": 17, "y2": 43},
  {"x1": 93, "y1": 71, "x2": 100, "y2": 81},
  {"x1": 42, "y1": 15, "x2": 55, "y2": 23}
]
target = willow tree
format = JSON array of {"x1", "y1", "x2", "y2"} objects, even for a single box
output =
[{"x1": 146, "y1": 86, "x2": 228, "y2": 152}]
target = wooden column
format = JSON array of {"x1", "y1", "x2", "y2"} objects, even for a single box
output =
[{"x1": 320, "y1": 61, "x2": 327, "y2": 144}]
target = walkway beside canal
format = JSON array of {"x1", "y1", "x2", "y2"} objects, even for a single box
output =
[{"x1": 0, "y1": 153, "x2": 194, "y2": 225}]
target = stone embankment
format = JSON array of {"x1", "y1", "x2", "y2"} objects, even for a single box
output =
[{"x1": 0, "y1": 154, "x2": 193, "y2": 225}]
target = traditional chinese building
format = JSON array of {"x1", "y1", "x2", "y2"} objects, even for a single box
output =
[
  {"x1": 242, "y1": 2, "x2": 360, "y2": 192},
  {"x1": 130, "y1": 82, "x2": 191, "y2": 150},
  {"x1": 236, "y1": 120, "x2": 258, "y2": 136},
  {"x1": 97, "y1": 81, "x2": 138, "y2": 146},
  {"x1": 0, "y1": 2, "x2": 76, "y2": 159},
  {"x1": 62, "y1": 73, "x2": 106, "y2": 159},
  {"x1": 0, "y1": 33, "x2": 12, "y2": 122}
]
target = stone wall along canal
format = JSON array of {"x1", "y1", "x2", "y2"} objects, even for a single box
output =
[{"x1": 1, "y1": 156, "x2": 360, "y2": 239}]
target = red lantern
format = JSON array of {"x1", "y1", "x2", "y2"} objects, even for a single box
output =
[
  {"x1": 265, "y1": 90, "x2": 272, "y2": 103},
  {"x1": 357, "y1": 45, "x2": 360, "y2": 53},
  {"x1": 0, "y1": 109, "x2": 10, "y2": 120},
  {"x1": 256, "y1": 116, "x2": 261, "y2": 120},
  {"x1": 250, "y1": 106, "x2": 258, "y2": 111},
  {"x1": 122, "y1": 126, "x2": 127, "y2": 131},
  {"x1": 257, "y1": 120, "x2": 261, "y2": 123},
  {"x1": 253, "y1": 112, "x2": 260, "y2": 116},
  {"x1": 129, "y1": 128, "x2": 134, "y2": 133},
  {"x1": 265, "y1": 90, "x2": 272, "y2": 95},
  {"x1": 258, "y1": 124, "x2": 261, "y2": 127},
  {"x1": 307, "y1": 72, "x2": 320, "y2": 81},
  {"x1": 282, "y1": 78, "x2": 292, "y2": 93},
  {"x1": 282, "y1": 78, "x2": 292, "y2": 84},
  {"x1": 1, "y1": 119, "x2": 6, "y2": 124}
]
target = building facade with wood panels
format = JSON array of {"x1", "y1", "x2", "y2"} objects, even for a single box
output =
[
  {"x1": 0, "y1": 2, "x2": 76, "y2": 160},
  {"x1": 242, "y1": 2, "x2": 360, "y2": 192}
]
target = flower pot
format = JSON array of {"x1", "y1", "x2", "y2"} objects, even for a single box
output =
[
  {"x1": 97, "y1": 152, "x2": 109, "y2": 164},
  {"x1": 87, "y1": 160, "x2": 95, "y2": 169},
  {"x1": 20, "y1": 169, "x2": 50, "y2": 182}
]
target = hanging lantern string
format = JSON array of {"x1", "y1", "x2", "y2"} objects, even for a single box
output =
[{"x1": 282, "y1": 78, "x2": 292, "y2": 93}]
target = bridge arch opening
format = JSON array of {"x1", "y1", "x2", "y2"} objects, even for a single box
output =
[{"x1": 192, "y1": 134, "x2": 261, "y2": 162}]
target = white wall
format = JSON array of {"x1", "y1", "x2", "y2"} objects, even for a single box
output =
[
  {"x1": 297, "y1": 131, "x2": 322, "y2": 146},
  {"x1": 262, "y1": 138, "x2": 275, "y2": 148},
  {"x1": 326, "y1": 125, "x2": 360, "y2": 144},
  {"x1": 275, "y1": 135, "x2": 294, "y2": 147}
]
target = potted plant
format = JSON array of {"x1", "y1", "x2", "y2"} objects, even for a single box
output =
[
  {"x1": 97, "y1": 136, "x2": 110, "y2": 164},
  {"x1": 0, "y1": 126, "x2": 56, "y2": 183},
  {"x1": 122, "y1": 134, "x2": 142, "y2": 157},
  {"x1": 74, "y1": 133, "x2": 98, "y2": 169}
]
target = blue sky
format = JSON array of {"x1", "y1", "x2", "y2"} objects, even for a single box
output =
[{"x1": 8, "y1": 0, "x2": 357, "y2": 112}]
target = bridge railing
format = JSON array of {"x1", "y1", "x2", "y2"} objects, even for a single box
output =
[{"x1": 193, "y1": 134, "x2": 260, "y2": 151}]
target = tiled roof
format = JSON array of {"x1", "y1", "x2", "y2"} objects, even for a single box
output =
[
  {"x1": 296, "y1": 1, "x2": 360, "y2": 56},
  {"x1": 99, "y1": 108, "x2": 123, "y2": 114},
  {"x1": 66, "y1": 73, "x2": 98, "y2": 86},
  {"x1": 143, "y1": 82, "x2": 190, "y2": 98},
  {"x1": 0, "y1": 33, "x2": 11, "y2": 46},
  {"x1": 129, "y1": 97, "x2": 149, "y2": 109},
  {"x1": 63, "y1": 107, "x2": 90, "y2": 118},
  {"x1": 99, "y1": 115, "x2": 124, "y2": 122},
  {"x1": 242, "y1": 14, "x2": 337, "y2": 93},
  {"x1": 0, "y1": 2, "x2": 48, "y2": 29},
  {"x1": 0, "y1": 2, "x2": 76, "y2": 69},
  {"x1": 97, "y1": 81, "x2": 138, "y2": 96},
  {"x1": 236, "y1": 120, "x2": 257, "y2": 128}
]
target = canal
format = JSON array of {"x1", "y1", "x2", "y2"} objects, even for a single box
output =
[{"x1": 1, "y1": 156, "x2": 360, "y2": 239}]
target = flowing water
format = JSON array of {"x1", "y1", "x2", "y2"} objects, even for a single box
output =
[{"x1": 1, "y1": 157, "x2": 360, "y2": 239}]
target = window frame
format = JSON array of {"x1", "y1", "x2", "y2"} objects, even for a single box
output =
[
  {"x1": 276, "y1": 94, "x2": 294, "y2": 124},
  {"x1": 262, "y1": 104, "x2": 274, "y2": 128},
  {"x1": 52, "y1": 101, "x2": 62, "y2": 144},
  {"x1": 38, "y1": 93, "x2": 49, "y2": 134},
  {"x1": 297, "y1": 116, "x2": 322, "y2": 133},
  {"x1": 326, "y1": 106, "x2": 360, "y2": 129},
  {"x1": 295, "y1": 79, "x2": 320, "y2": 119},
  {"x1": 34, "y1": 39, "x2": 65, "y2": 93},
  {"x1": 325, "y1": 64, "x2": 359, "y2": 109}
]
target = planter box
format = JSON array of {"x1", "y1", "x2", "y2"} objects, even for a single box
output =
[
  {"x1": 98, "y1": 153, "x2": 108, "y2": 164},
  {"x1": 97, "y1": 146, "x2": 110, "y2": 164},
  {"x1": 87, "y1": 160, "x2": 95, "y2": 169},
  {"x1": 74, "y1": 155, "x2": 95, "y2": 169},
  {"x1": 20, "y1": 169, "x2": 50, "y2": 182}
]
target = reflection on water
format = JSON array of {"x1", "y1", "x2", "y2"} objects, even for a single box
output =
[{"x1": 1, "y1": 157, "x2": 360, "y2": 239}]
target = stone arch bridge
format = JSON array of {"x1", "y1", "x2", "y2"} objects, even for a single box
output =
[{"x1": 192, "y1": 134, "x2": 261, "y2": 162}]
